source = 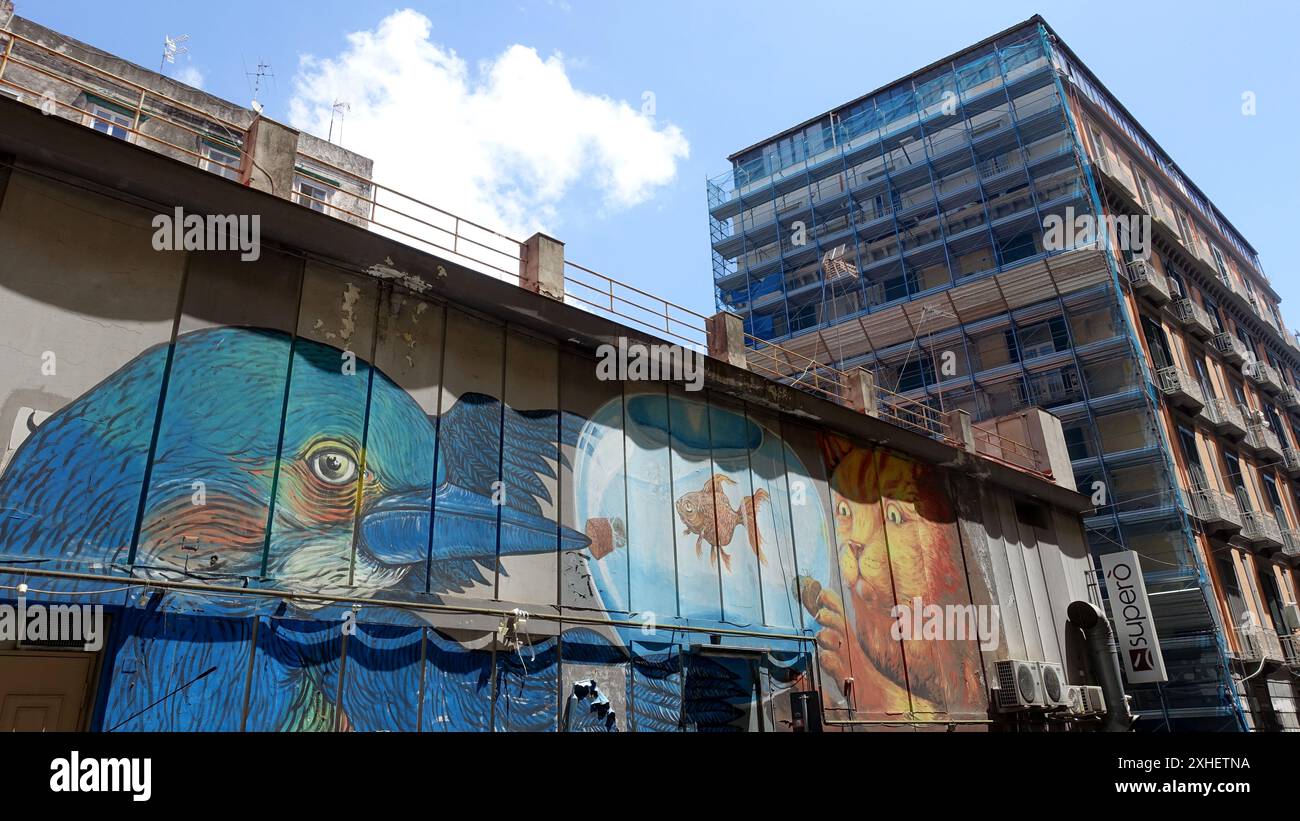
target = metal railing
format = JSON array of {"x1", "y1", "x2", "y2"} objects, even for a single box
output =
[
  {"x1": 1240, "y1": 509, "x2": 1283, "y2": 547},
  {"x1": 562, "y1": 260, "x2": 710, "y2": 351},
  {"x1": 1212, "y1": 332, "x2": 1250, "y2": 364},
  {"x1": 1156, "y1": 365, "x2": 1204, "y2": 408},
  {"x1": 1173, "y1": 298, "x2": 1213, "y2": 336},
  {"x1": 1204, "y1": 397, "x2": 1246, "y2": 436},
  {"x1": 971, "y1": 423, "x2": 1041, "y2": 472},
  {"x1": 1245, "y1": 360, "x2": 1286, "y2": 395},
  {"x1": 287, "y1": 152, "x2": 524, "y2": 283},
  {"x1": 1281, "y1": 528, "x2": 1300, "y2": 559},
  {"x1": 1227, "y1": 623, "x2": 1283, "y2": 663},
  {"x1": 1245, "y1": 419, "x2": 1283, "y2": 458},
  {"x1": 875, "y1": 384, "x2": 949, "y2": 440},
  {"x1": 741, "y1": 333, "x2": 849, "y2": 405},
  {"x1": 1125, "y1": 258, "x2": 1170, "y2": 302},
  {"x1": 0, "y1": 29, "x2": 247, "y2": 176},
  {"x1": 1187, "y1": 485, "x2": 1242, "y2": 530}
]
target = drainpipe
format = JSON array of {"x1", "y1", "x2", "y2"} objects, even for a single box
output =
[{"x1": 1068, "y1": 600, "x2": 1134, "y2": 732}]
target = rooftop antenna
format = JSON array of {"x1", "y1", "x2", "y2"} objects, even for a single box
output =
[
  {"x1": 160, "y1": 34, "x2": 189, "y2": 73},
  {"x1": 246, "y1": 60, "x2": 274, "y2": 114},
  {"x1": 329, "y1": 99, "x2": 351, "y2": 145}
]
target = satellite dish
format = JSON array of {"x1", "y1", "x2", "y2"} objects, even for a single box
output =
[{"x1": 251, "y1": 100, "x2": 264, "y2": 115}]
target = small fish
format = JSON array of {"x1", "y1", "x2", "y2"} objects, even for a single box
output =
[{"x1": 675, "y1": 474, "x2": 768, "y2": 571}]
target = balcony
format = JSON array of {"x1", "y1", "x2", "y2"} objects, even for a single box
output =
[
  {"x1": 1241, "y1": 509, "x2": 1284, "y2": 550},
  {"x1": 1212, "y1": 332, "x2": 1250, "y2": 366},
  {"x1": 1245, "y1": 418, "x2": 1284, "y2": 461},
  {"x1": 1245, "y1": 361, "x2": 1287, "y2": 396},
  {"x1": 1283, "y1": 528, "x2": 1300, "y2": 560},
  {"x1": 1188, "y1": 486, "x2": 1242, "y2": 534},
  {"x1": 1126, "y1": 259, "x2": 1171, "y2": 305},
  {"x1": 1283, "y1": 634, "x2": 1300, "y2": 670},
  {"x1": 1156, "y1": 365, "x2": 1204, "y2": 410},
  {"x1": 1284, "y1": 448, "x2": 1300, "y2": 478},
  {"x1": 1173, "y1": 298, "x2": 1215, "y2": 339},
  {"x1": 1204, "y1": 397, "x2": 1247, "y2": 439},
  {"x1": 1283, "y1": 385, "x2": 1300, "y2": 411},
  {"x1": 1230, "y1": 623, "x2": 1285, "y2": 663}
]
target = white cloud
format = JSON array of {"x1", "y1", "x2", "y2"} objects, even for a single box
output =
[
  {"x1": 288, "y1": 8, "x2": 689, "y2": 239},
  {"x1": 174, "y1": 65, "x2": 204, "y2": 90}
]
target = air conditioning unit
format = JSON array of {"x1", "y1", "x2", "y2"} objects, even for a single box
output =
[
  {"x1": 1063, "y1": 684, "x2": 1085, "y2": 715},
  {"x1": 1081, "y1": 686, "x2": 1107, "y2": 715},
  {"x1": 994, "y1": 659, "x2": 1043, "y2": 710},
  {"x1": 1038, "y1": 662, "x2": 1070, "y2": 709}
]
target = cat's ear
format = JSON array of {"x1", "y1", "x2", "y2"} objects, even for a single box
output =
[{"x1": 818, "y1": 432, "x2": 853, "y2": 473}]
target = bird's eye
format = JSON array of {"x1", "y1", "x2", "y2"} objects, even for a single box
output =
[
  {"x1": 310, "y1": 447, "x2": 358, "y2": 486},
  {"x1": 684, "y1": 501, "x2": 695, "y2": 513}
]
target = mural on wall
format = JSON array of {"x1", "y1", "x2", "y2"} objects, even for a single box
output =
[
  {"x1": 0, "y1": 326, "x2": 987, "y2": 730},
  {"x1": 805, "y1": 435, "x2": 987, "y2": 717}
]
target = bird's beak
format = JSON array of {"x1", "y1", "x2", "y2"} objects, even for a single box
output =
[{"x1": 359, "y1": 485, "x2": 589, "y2": 567}]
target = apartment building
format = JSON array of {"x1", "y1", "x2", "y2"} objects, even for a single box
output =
[
  {"x1": 0, "y1": 1, "x2": 374, "y2": 224},
  {"x1": 706, "y1": 16, "x2": 1300, "y2": 730}
]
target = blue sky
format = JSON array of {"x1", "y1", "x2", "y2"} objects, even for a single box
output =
[{"x1": 17, "y1": 0, "x2": 1300, "y2": 329}]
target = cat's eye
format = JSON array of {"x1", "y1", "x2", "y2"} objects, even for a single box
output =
[
  {"x1": 885, "y1": 504, "x2": 904, "y2": 525},
  {"x1": 836, "y1": 501, "x2": 851, "y2": 518}
]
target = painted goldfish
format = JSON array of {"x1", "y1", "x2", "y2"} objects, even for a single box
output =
[{"x1": 675, "y1": 474, "x2": 768, "y2": 571}]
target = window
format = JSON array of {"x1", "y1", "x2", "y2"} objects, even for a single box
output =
[
  {"x1": 1174, "y1": 210, "x2": 1193, "y2": 245},
  {"x1": 1258, "y1": 567, "x2": 1288, "y2": 634},
  {"x1": 1210, "y1": 245, "x2": 1230, "y2": 281},
  {"x1": 1063, "y1": 426, "x2": 1090, "y2": 461},
  {"x1": 1216, "y1": 553, "x2": 1249, "y2": 627},
  {"x1": 1140, "y1": 316, "x2": 1172, "y2": 370},
  {"x1": 1203, "y1": 296, "x2": 1223, "y2": 333},
  {"x1": 1223, "y1": 450, "x2": 1249, "y2": 510},
  {"x1": 1178, "y1": 425, "x2": 1208, "y2": 490},
  {"x1": 1018, "y1": 316, "x2": 1069, "y2": 360},
  {"x1": 294, "y1": 176, "x2": 331, "y2": 213},
  {"x1": 86, "y1": 103, "x2": 133, "y2": 141},
  {"x1": 896, "y1": 356, "x2": 935, "y2": 392},
  {"x1": 1261, "y1": 471, "x2": 1284, "y2": 519},
  {"x1": 1193, "y1": 357, "x2": 1215, "y2": 399},
  {"x1": 202, "y1": 142, "x2": 242, "y2": 181}
]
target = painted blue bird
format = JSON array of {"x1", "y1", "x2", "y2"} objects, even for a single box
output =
[{"x1": 0, "y1": 326, "x2": 588, "y2": 600}]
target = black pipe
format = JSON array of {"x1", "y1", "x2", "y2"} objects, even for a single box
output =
[{"x1": 1068, "y1": 600, "x2": 1133, "y2": 732}]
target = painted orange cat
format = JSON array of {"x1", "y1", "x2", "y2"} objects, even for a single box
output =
[{"x1": 803, "y1": 436, "x2": 986, "y2": 716}]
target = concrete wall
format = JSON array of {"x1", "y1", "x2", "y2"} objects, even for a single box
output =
[{"x1": 0, "y1": 152, "x2": 1095, "y2": 731}]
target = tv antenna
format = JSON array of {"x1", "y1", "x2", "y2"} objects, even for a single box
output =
[
  {"x1": 160, "y1": 34, "x2": 189, "y2": 72},
  {"x1": 245, "y1": 59, "x2": 275, "y2": 114},
  {"x1": 329, "y1": 99, "x2": 351, "y2": 145}
]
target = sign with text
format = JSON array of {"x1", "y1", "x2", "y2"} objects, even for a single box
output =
[{"x1": 1100, "y1": 551, "x2": 1168, "y2": 684}]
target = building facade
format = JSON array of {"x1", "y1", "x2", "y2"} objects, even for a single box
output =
[
  {"x1": 0, "y1": 9, "x2": 1116, "y2": 731},
  {"x1": 706, "y1": 16, "x2": 1300, "y2": 730},
  {"x1": 0, "y1": 3, "x2": 375, "y2": 225}
]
